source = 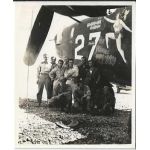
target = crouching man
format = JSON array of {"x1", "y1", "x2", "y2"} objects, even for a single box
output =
[
  {"x1": 48, "y1": 77, "x2": 72, "y2": 113},
  {"x1": 93, "y1": 85, "x2": 116, "y2": 115},
  {"x1": 73, "y1": 81, "x2": 91, "y2": 113},
  {"x1": 102, "y1": 86, "x2": 116, "y2": 115}
]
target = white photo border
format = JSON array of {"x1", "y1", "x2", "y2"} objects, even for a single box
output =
[{"x1": 15, "y1": 1, "x2": 136, "y2": 149}]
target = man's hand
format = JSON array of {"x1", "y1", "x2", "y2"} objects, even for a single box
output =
[
  {"x1": 58, "y1": 93, "x2": 64, "y2": 98},
  {"x1": 66, "y1": 73, "x2": 72, "y2": 79},
  {"x1": 48, "y1": 97, "x2": 55, "y2": 105},
  {"x1": 83, "y1": 95, "x2": 87, "y2": 98}
]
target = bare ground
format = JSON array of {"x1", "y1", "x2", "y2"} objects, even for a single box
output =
[{"x1": 17, "y1": 98, "x2": 131, "y2": 145}]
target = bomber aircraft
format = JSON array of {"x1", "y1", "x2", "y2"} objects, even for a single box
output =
[{"x1": 24, "y1": 5, "x2": 132, "y2": 87}]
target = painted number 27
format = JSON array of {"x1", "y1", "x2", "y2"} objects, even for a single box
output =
[{"x1": 75, "y1": 32, "x2": 101, "y2": 60}]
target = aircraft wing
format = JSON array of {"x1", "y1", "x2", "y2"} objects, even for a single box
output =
[{"x1": 45, "y1": 6, "x2": 123, "y2": 17}]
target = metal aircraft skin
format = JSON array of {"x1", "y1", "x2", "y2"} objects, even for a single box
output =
[
  {"x1": 55, "y1": 7, "x2": 132, "y2": 85},
  {"x1": 24, "y1": 5, "x2": 124, "y2": 66},
  {"x1": 24, "y1": 6, "x2": 132, "y2": 85}
]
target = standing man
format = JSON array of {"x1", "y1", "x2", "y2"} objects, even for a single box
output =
[
  {"x1": 78, "y1": 56, "x2": 89, "y2": 82},
  {"x1": 85, "y1": 60, "x2": 99, "y2": 88},
  {"x1": 62, "y1": 57, "x2": 69, "y2": 70},
  {"x1": 37, "y1": 53, "x2": 52, "y2": 107},
  {"x1": 50, "y1": 56, "x2": 57, "y2": 71},
  {"x1": 64, "y1": 58, "x2": 79, "y2": 92},
  {"x1": 85, "y1": 60, "x2": 100, "y2": 108},
  {"x1": 49, "y1": 59, "x2": 65, "y2": 96}
]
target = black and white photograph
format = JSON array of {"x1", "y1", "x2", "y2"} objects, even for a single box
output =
[{"x1": 15, "y1": 1, "x2": 135, "y2": 149}]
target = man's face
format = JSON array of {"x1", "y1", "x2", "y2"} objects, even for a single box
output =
[
  {"x1": 43, "y1": 55, "x2": 48, "y2": 61},
  {"x1": 69, "y1": 60, "x2": 73, "y2": 68},
  {"x1": 64, "y1": 58, "x2": 69, "y2": 64},
  {"x1": 88, "y1": 61, "x2": 92, "y2": 67},
  {"x1": 58, "y1": 61, "x2": 63, "y2": 68},
  {"x1": 79, "y1": 82, "x2": 84, "y2": 89},
  {"x1": 51, "y1": 58, "x2": 56, "y2": 64}
]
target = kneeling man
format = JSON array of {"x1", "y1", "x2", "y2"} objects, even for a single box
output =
[
  {"x1": 48, "y1": 77, "x2": 72, "y2": 112},
  {"x1": 73, "y1": 81, "x2": 91, "y2": 113}
]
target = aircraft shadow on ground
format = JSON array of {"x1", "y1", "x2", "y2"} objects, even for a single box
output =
[{"x1": 19, "y1": 98, "x2": 132, "y2": 144}]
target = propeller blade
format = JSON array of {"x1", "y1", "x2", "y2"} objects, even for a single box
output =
[{"x1": 24, "y1": 6, "x2": 54, "y2": 66}]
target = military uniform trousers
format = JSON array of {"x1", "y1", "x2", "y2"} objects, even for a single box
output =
[
  {"x1": 52, "y1": 80, "x2": 61, "y2": 96},
  {"x1": 37, "y1": 74, "x2": 52, "y2": 104}
]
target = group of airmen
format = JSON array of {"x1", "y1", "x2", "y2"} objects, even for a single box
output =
[{"x1": 37, "y1": 53, "x2": 116, "y2": 115}]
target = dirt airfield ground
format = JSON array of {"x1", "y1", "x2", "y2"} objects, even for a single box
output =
[{"x1": 17, "y1": 88, "x2": 133, "y2": 145}]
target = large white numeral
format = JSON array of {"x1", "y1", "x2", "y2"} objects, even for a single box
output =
[
  {"x1": 88, "y1": 32, "x2": 101, "y2": 60},
  {"x1": 75, "y1": 32, "x2": 101, "y2": 60},
  {"x1": 75, "y1": 35, "x2": 84, "y2": 60}
]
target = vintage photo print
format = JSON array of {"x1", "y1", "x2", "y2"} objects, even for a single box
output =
[{"x1": 15, "y1": 1, "x2": 135, "y2": 149}]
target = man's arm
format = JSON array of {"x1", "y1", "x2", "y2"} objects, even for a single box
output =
[
  {"x1": 83, "y1": 86, "x2": 91, "y2": 97},
  {"x1": 67, "y1": 66, "x2": 79, "y2": 78},
  {"x1": 50, "y1": 64, "x2": 57, "y2": 72},
  {"x1": 49, "y1": 67, "x2": 57, "y2": 80},
  {"x1": 59, "y1": 91, "x2": 71, "y2": 97},
  {"x1": 73, "y1": 65, "x2": 79, "y2": 77},
  {"x1": 60, "y1": 86, "x2": 72, "y2": 97}
]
